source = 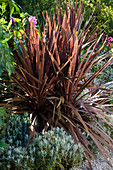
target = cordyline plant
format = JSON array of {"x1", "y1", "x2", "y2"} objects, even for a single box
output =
[{"x1": 1, "y1": 2, "x2": 113, "y2": 169}]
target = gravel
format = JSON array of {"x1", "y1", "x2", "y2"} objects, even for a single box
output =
[{"x1": 72, "y1": 149, "x2": 113, "y2": 170}]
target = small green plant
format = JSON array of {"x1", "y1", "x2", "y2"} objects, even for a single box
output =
[
  {"x1": 2, "y1": 113, "x2": 30, "y2": 147},
  {"x1": 100, "y1": 115, "x2": 113, "y2": 139},
  {"x1": 30, "y1": 127, "x2": 84, "y2": 169},
  {"x1": 0, "y1": 113, "x2": 30, "y2": 169},
  {"x1": 90, "y1": 60, "x2": 113, "y2": 81}
]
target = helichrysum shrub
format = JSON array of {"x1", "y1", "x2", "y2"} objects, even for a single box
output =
[
  {"x1": 1, "y1": 113, "x2": 30, "y2": 147},
  {"x1": 30, "y1": 127, "x2": 84, "y2": 169},
  {"x1": 1, "y1": 114, "x2": 85, "y2": 169}
]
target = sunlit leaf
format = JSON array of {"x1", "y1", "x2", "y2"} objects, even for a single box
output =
[{"x1": 0, "y1": 141, "x2": 9, "y2": 148}]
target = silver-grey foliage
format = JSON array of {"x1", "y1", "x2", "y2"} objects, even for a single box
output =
[{"x1": 0, "y1": 114, "x2": 84, "y2": 169}]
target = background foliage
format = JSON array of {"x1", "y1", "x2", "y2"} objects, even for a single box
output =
[
  {"x1": 0, "y1": 0, "x2": 19, "y2": 76},
  {"x1": 14, "y1": 0, "x2": 113, "y2": 36},
  {"x1": 0, "y1": 0, "x2": 28, "y2": 76}
]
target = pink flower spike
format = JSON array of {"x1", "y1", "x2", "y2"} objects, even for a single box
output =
[
  {"x1": 10, "y1": 16, "x2": 16, "y2": 25},
  {"x1": 106, "y1": 42, "x2": 112, "y2": 47},
  {"x1": 110, "y1": 37, "x2": 113, "y2": 42},
  {"x1": 29, "y1": 16, "x2": 37, "y2": 27},
  {"x1": 106, "y1": 36, "x2": 113, "y2": 43},
  {"x1": 10, "y1": 16, "x2": 13, "y2": 20}
]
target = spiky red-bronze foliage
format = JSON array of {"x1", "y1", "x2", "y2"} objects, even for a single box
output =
[{"x1": 1, "y1": 2, "x2": 113, "y2": 169}]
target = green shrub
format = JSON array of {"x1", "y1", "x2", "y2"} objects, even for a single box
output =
[
  {"x1": 0, "y1": 107, "x2": 10, "y2": 148},
  {"x1": 90, "y1": 60, "x2": 113, "y2": 81},
  {"x1": 100, "y1": 115, "x2": 113, "y2": 139},
  {"x1": 1, "y1": 117, "x2": 85, "y2": 170},
  {"x1": 31, "y1": 127, "x2": 84, "y2": 169},
  {"x1": 2, "y1": 113, "x2": 30, "y2": 147},
  {"x1": 2, "y1": 114, "x2": 113, "y2": 169}
]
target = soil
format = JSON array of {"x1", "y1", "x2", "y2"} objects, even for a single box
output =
[{"x1": 72, "y1": 149, "x2": 113, "y2": 170}]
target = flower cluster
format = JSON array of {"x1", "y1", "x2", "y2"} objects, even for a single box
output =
[
  {"x1": 103, "y1": 34, "x2": 113, "y2": 47},
  {"x1": 28, "y1": 16, "x2": 37, "y2": 27},
  {"x1": 106, "y1": 36, "x2": 113, "y2": 47}
]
